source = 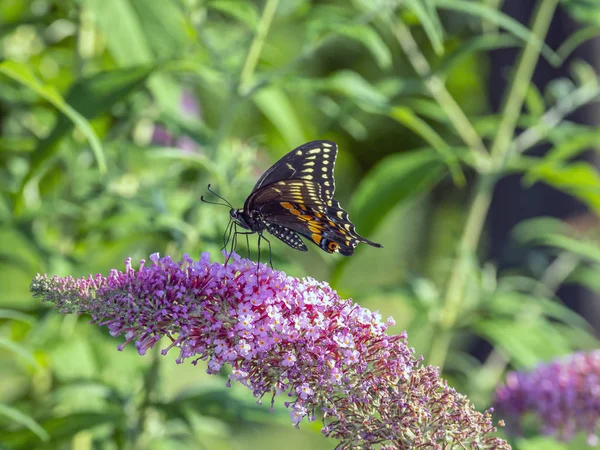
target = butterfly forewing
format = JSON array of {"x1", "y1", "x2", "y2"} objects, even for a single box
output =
[{"x1": 252, "y1": 140, "x2": 337, "y2": 203}]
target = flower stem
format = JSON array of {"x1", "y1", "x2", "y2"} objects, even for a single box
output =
[
  {"x1": 489, "y1": 0, "x2": 560, "y2": 163},
  {"x1": 391, "y1": 19, "x2": 489, "y2": 163},
  {"x1": 427, "y1": 0, "x2": 560, "y2": 369},
  {"x1": 211, "y1": 0, "x2": 279, "y2": 152},
  {"x1": 238, "y1": 0, "x2": 280, "y2": 96},
  {"x1": 134, "y1": 345, "x2": 161, "y2": 448}
]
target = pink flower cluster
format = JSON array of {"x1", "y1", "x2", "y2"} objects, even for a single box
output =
[
  {"x1": 495, "y1": 351, "x2": 600, "y2": 445},
  {"x1": 31, "y1": 253, "x2": 508, "y2": 449}
]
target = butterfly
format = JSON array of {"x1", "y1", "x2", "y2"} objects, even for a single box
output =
[{"x1": 203, "y1": 140, "x2": 382, "y2": 263}]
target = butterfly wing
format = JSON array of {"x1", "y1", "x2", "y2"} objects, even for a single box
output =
[
  {"x1": 248, "y1": 180, "x2": 381, "y2": 256},
  {"x1": 252, "y1": 140, "x2": 337, "y2": 204}
]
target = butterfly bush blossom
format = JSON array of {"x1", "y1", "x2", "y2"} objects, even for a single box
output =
[
  {"x1": 495, "y1": 351, "x2": 600, "y2": 445},
  {"x1": 31, "y1": 253, "x2": 508, "y2": 449}
]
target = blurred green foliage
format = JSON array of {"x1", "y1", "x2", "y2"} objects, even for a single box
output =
[{"x1": 1, "y1": 0, "x2": 600, "y2": 448}]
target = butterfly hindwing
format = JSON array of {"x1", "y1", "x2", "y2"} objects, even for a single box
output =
[
  {"x1": 252, "y1": 140, "x2": 337, "y2": 203},
  {"x1": 259, "y1": 199, "x2": 378, "y2": 256}
]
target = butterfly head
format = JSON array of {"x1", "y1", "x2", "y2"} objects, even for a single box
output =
[{"x1": 230, "y1": 208, "x2": 252, "y2": 230}]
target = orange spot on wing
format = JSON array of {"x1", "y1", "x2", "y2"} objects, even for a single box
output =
[
  {"x1": 312, "y1": 233, "x2": 322, "y2": 245},
  {"x1": 327, "y1": 241, "x2": 339, "y2": 252}
]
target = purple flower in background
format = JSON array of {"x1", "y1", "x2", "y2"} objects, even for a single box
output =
[
  {"x1": 495, "y1": 351, "x2": 600, "y2": 445},
  {"x1": 31, "y1": 253, "x2": 508, "y2": 449},
  {"x1": 150, "y1": 89, "x2": 201, "y2": 152},
  {"x1": 180, "y1": 89, "x2": 202, "y2": 119}
]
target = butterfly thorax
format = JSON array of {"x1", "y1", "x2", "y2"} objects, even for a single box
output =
[{"x1": 230, "y1": 208, "x2": 265, "y2": 232}]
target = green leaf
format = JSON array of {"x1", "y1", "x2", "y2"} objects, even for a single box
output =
[
  {"x1": 0, "y1": 309, "x2": 34, "y2": 325},
  {"x1": 512, "y1": 217, "x2": 570, "y2": 244},
  {"x1": 545, "y1": 129, "x2": 600, "y2": 163},
  {"x1": 1, "y1": 412, "x2": 125, "y2": 447},
  {"x1": 336, "y1": 24, "x2": 392, "y2": 69},
  {"x1": 388, "y1": 106, "x2": 464, "y2": 186},
  {"x1": 434, "y1": 0, "x2": 561, "y2": 65},
  {"x1": 435, "y1": 33, "x2": 521, "y2": 76},
  {"x1": 350, "y1": 149, "x2": 445, "y2": 237},
  {"x1": 13, "y1": 65, "x2": 154, "y2": 213},
  {"x1": 253, "y1": 87, "x2": 307, "y2": 148},
  {"x1": 524, "y1": 84, "x2": 545, "y2": 118},
  {"x1": 473, "y1": 319, "x2": 572, "y2": 368},
  {"x1": 524, "y1": 162, "x2": 600, "y2": 213},
  {"x1": 535, "y1": 234, "x2": 600, "y2": 263},
  {"x1": 0, "y1": 337, "x2": 42, "y2": 369},
  {"x1": 489, "y1": 292, "x2": 591, "y2": 332},
  {"x1": 0, "y1": 61, "x2": 106, "y2": 183},
  {"x1": 556, "y1": 25, "x2": 600, "y2": 61},
  {"x1": 323, "y1": 70, "x2": 389, "y2": 112},
  {"x1": 330, "y1": 149, "x2": 445, "y2": 284},
  {"x1": 0, "y1": 404, "x2": 49, "y2": 443},
  {"x1": 128, "y1": 0, "x2": 188, "y2": 60},
  {"x1": 405, "y1": 0, "x2": 445, "y2": 55},
  {"x1": 83, "y1": 0, "x2": 189, "y2": 124},
  {"x1": 208, "y1": 1, "x2": 260, "y2": 30},
  {"x1": 569, "y1": 265, "x2": 600, "y2": 292}
]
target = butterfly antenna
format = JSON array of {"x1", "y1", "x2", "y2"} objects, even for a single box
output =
[{"x1": 201, "y1": 184, "x2": 234, "y2": 209}]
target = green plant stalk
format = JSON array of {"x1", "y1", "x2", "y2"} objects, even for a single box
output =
[
  {"x1": 133, "y1": 345, "x2": 161, "y2": 449},
  {"x1": 427, "y1": 0, "x2": 560, "y2": 369},
  {"x1": 391, "y1": 19, "x2": 489, "y2": 164},
  {"x1": 211, "y1": 0, "x2": 280, "y2": 153},
  {"x1": 238, "y1": 0, "x2": 280, "y2": 96},
  {"x1": 490, "y1": 0, "x2": 560, "y2": 163}
]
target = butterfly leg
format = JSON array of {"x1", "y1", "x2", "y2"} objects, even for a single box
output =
[
  {"x1": 245, "y1": 234, "x2": 251, "y2": 259},
  {"x1": 261, "y1": 234, "x2": 274, "y2": 269},
  {"x1": 226, "y1": 223, "x2": 254, "y2": 266},
  {"x1": 221, "y1": 219, "x2": 234, "y2": 251}
]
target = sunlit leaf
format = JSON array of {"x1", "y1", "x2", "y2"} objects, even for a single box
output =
[
  {"x1": 0, "y1": 309, "x2": 34, "y2": 325},
  {"x1": 336, "y1": 24, "x2": 393, "y2": 69},
  {"x1": 323, "y1": 70, "x2": 389, "y2": 112},
  {"x1": 350, "y1": 149, "x2": 445, "y2": 237},
  {"x1": 83, "y1": 0, "x2": 189, "y2": 123},
  {"x1": 405, "y1": 0, "x2": 445, "y2": 55},
  {"x1": 0, "y1": 404, "x2": 49, "y2": 443},
  {"x1": 12, "y1": 65, "x2": 154, "y2": 213},
  {"x1": 1, "y1": 412, "x2": 125, "y2": 447},
  {"x1": 525, "y1": 162, "x2": 600, "y2": 213},
  {"x1": 208, "y1": 0, "x2": 260, "y2": 30},
  {"x1": 535, "y1": 234, "x2": 600, "y2": 263},
  {"x1": 434, "y1": 0, "x2": 560, "y2": 65},
  {"x1": 253, "y1": 87, "x2": 307, "y2": 149},
  {"x1": 389, "y1": 106, "x2": 464, "y2": 186},
  {"x1": 0, "y1": 61, "x2": 106, "y2": 192},
  {"x1": 0, "y1": 337, "x2": 41, "y2": 369},
  {"x1": 473, "y1": 319, "x2": 572, "y2": 368},
  {"x1": 435, "y1": 33, "x2": 521, "y2": 76}
]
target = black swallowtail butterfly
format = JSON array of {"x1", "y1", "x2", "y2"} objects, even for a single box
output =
[{"x1": 203, "y1": 140, "x2": 382, "y2": 262}]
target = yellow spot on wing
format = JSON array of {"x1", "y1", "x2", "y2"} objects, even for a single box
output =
[{"x1": 308, "y1": 148, "x2": 321, "y2": 154}]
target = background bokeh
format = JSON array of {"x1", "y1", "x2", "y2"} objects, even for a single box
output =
[{"x1": 1, "y1": 0, "x2": 600, "y2": 448}]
